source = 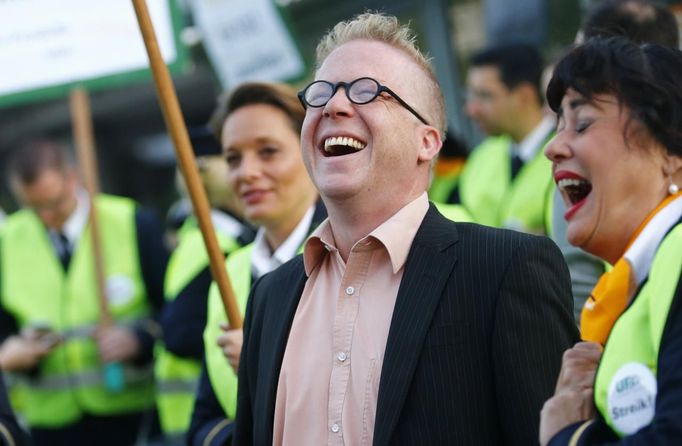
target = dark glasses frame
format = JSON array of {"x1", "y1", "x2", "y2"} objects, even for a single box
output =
[{"x1": 298, "y1": 77, "x2": 430, "y2": 126}]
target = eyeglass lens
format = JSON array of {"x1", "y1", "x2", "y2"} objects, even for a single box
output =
[{"x1": 304, "y1": 78, "x2": 379, "y2": 107}]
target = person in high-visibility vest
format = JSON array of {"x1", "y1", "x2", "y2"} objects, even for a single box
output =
[
  {"x1": 462, "y1": 42, "x2": 555, "y2": 235},
  {"x1": 0, "y1": 140, "x2": 168, "y2": 446},
  {"x1": 428, "y1": 130, "x2": 475, "y2": 223},
  {"x1": 550, "y1": 0, "x2": 680, "y2": 325},
  {"x1": 186, "y1": 82, "x2": 323, "y2": 446},
  {"x1": 0, "y1": 371, "x2": 30, "y2": 446},
  {"x1": 539, "y1": 37, "x2": 682, "y2": 445},
  {"x1": 154, "y1": 126, "x2": 255, "y2": 444}
]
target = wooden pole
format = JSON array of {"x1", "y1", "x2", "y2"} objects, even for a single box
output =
[
  {"x1": 131, "y1": 0, "x2": 242, "y2": 328},
  {"x1": 69, "y1": 87, "x2": 112, "y2": 327},
  {"x1": 70, "y1": 87, "x2": 124, "y2": 392}
]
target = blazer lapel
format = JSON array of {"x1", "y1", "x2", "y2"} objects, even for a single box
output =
[
  {"x1": 373, "y1": 205, "x2": 459, "y2": 446},
  {"x1": 260, "y1": 258, "x2": 308, "y2": 443}
]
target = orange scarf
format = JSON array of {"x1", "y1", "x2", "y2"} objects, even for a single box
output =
[{"x1": 581, "y1": 192, "x2": 682, "y2": 344}]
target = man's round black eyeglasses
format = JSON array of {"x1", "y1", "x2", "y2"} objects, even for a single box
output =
[{"x1": 297, "y1": 77, "x2": 430, "y2": 126}]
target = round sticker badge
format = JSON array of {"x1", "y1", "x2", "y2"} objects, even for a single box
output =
[
  {"x1": 106, "y1": 275, "x2": 136, "y2": 306},
  {"x1": 607, "y1": 362, "x2": 657, "y2": 435}
]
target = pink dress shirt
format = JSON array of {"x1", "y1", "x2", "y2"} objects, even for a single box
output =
[{"x1": 273, "y1": 193, "x2": 429, "y2": 445}]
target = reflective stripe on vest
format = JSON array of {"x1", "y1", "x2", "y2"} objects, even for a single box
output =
[
  {"x1": 1, "y1": 195, "x2": 153, "y2": 428},
  {"x1": 459, "y1": 135, "x2": 553, "y2": 234},
  {"x1": 156, "y1": 224, "x2": 240, "y2": 434},
  {"x1": 204, "y1": 244, "x2": 254, "y2": 420},
  {"x1": 57, "y1": 320, "x2": 140, "y2": 341},
  {"x1": 156, "y1": 378, "x2": 199, "y2": 394},
  {"x1": 12, "y1": 365, "x2": 153, "y2": 390},
  {"x1": 594, "y1": 223, "x2": 682, "y2": 437},
  {"x1": 154, "y1": 351, "x2": 201, "y2": 434}
]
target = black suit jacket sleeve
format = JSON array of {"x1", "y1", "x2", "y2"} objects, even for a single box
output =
[
  {"x1": 159, "y1": 267, "x2": 212, "y2": 359},
  {"x1": 493, "y1": 235, "x2": 579, "y2": 445},
  {"x1": 135, "y1": 207, "x2": 168, "y2": 313},
  {"x1": 0, "y1": 373, "x2": 30, "y2": 446},
  {"x1": 132, "y1": 207, "x2": 169, "y2": 364},
  {"x1": 187, "y1": 361, "x2": 234, "y2": 446}
]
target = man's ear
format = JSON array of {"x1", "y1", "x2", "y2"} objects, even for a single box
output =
[
  {"x1": 64, "y1": 167, "x2": 79, "y2": 187},
  {"x1": 417, "y1": 126, "x2": 442, "y2": 163}
]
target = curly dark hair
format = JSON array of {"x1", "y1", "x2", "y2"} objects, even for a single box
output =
[{"x1": 547, "y1": 37, "x2": 682, "y2": 158}]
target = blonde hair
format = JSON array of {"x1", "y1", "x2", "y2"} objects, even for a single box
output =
[{"x1": 315, "y1": 12, "x2": 446, "y2": 135}]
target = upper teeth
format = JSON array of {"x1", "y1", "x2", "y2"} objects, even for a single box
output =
[
  {"x1": 324, "y1": 136, "x2": 366, "y2": 152},
  {"x1": 557, "y1": 178, "x2": 586, "y2": 190}
]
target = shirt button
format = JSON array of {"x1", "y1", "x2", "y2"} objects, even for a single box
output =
[
  {"x1": 345, "y1": 286, "x2": 355, "y2": 295},
  {"x1": 337, "y1": 352, "x2": 347, "y2": 362},
  {"x1": 331, "y1": 423, "x2": 340, "y2": 433}
]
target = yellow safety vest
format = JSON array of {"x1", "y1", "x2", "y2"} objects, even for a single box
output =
[
  {"x1": 155, "y1": 220, "x2": 240, "y2": 435},
  {"x1": 459, "y1": 135, "x2": 554, "y2": 234},
  {"x1": 203, "y1": 245, "x2": 254, "y2": 419},
  {"x1": 1, "y1": 195, "x2": 153, "y2": 428},
  {"x1": 594, "y1": 223, "x2": 681, "y2": 437}
]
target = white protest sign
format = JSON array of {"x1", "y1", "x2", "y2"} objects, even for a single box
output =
[
  {"x1": 191, "y1": 0, "x2": 304, "y2": 87},
  {"x1": 0, "y1": 0, "x2": 178, "y2": 101}
]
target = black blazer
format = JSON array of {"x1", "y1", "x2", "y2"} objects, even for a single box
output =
[{"x1": 234, "y1": 205, "x2": 579, "y2": 445}]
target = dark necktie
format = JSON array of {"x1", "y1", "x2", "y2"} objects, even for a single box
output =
[
  {"x1": 510, "y1": 152, "x2": 524, "y2": 180},
  {"x1": 57, "y1": 232, "x2": 72, "y2": 270}
]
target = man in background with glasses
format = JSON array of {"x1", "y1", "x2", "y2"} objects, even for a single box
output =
[
  {"x1": 234, "y1": 12, "x2": 578, "y2": 446},
  {"x1": 0, "y1": 140, "x2": 168, "y2": 446}
]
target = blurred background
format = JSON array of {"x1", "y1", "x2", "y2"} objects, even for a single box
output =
[{"x1": 0, "y1": 0, "x2": 680, "y2": 217}]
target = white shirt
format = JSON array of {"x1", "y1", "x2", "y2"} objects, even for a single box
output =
[
  {"x1": 49, "y1": 187, "x2": 89, "y2": 254},
  {"x1": 210, "y1": 209, "x2": 245, "y2": 240},
  {"x1": 515, "y1": 115, "x2": 555, "y2": 162},
  {"x1": 250, "y1": 205, "x2": 315, "y2": 279}
]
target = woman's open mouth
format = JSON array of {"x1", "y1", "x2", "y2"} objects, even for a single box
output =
[{"x1": 556, "y1": 174, "x2": 592, "y2": 220}]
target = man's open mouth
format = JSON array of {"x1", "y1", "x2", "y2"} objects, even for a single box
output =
[{"x1": 321, "y1": 136, "x2": 367, "y2": 157}]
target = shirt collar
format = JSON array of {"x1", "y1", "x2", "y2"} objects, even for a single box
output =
[
  {"x1": 515, "y1": 115, "x2": 555, "y2": 162},
  {"x1": 304, "y1": 193, "x2": 429, "y2": 275},
  {"x1": 625, "y1": 194, "x2": 682, "y2": 285},
  {"x1": 210, "y1": 209, "x2": 245, "y2": 239},
  {"x1": 251, "y1": 205, "x2": 315, "y2": 279},
  {"x1": 59, "y1": 187, "x2": 89, "y2": 246}
]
